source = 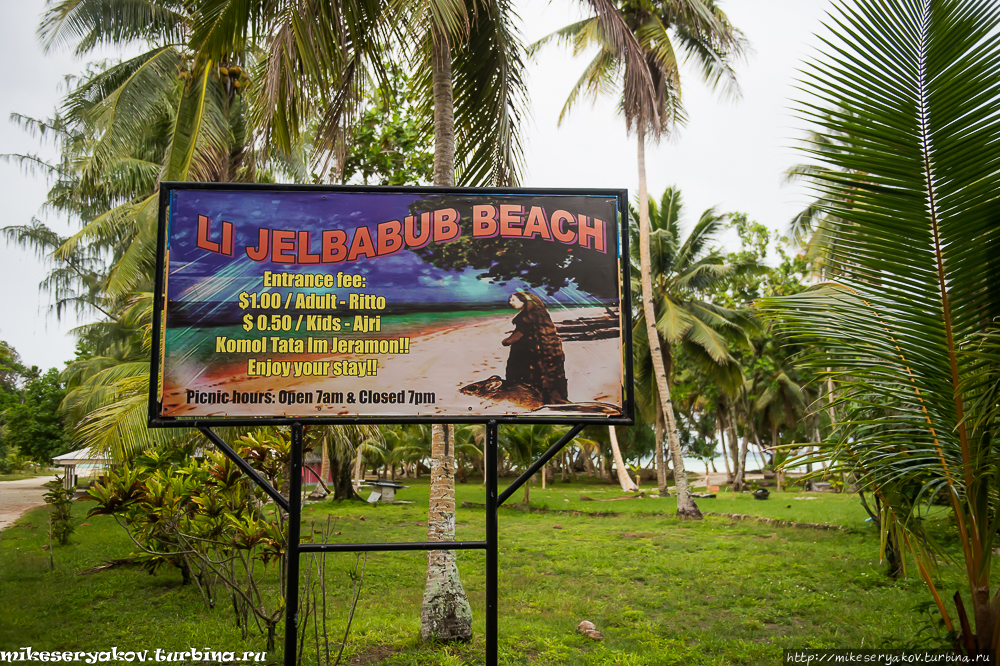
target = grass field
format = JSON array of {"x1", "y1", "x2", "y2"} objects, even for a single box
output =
[
  {"x1": 0, "y1": 468, "x2": 58, "y2": 483},
  {"x1": 0, "y1": 477, "x2": 981, "y2": 665}
]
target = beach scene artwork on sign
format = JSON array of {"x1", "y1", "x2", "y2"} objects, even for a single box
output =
[{"x1": 155, "y1": 187, "x2": 627, "y2": 420}]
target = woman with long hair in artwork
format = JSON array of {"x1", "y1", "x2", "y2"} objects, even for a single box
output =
[{"x1": 503, "y1": 292, "x2": 568, "y2": 404}]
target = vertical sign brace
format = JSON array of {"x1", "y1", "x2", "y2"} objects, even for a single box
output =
[
  {"x1": 486, "y1": 421, "x2": 499, "y2": 666},
  {"x1": 284, "y1": 422, "x2": 304, "y2": 666}
]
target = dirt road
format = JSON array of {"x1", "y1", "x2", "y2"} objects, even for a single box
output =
[{"x1": 0, "y1": 476, "x2": 56, "y2": 530}]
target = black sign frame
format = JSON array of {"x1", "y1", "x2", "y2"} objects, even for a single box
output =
[{"x1": 148, "y1": 182, "x2": 634, "y2": 427}]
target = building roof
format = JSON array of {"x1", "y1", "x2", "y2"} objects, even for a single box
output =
[{"x1": 52, "y1": 446, "x2": 111, "y2": 466}]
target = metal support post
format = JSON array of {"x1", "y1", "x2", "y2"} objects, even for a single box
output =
[
  {"x1": 485, "y1": 421, "x2": 499, "y2": 666},
  {"x1": 284, "y1": 423, "x2": 303, "y2": 666}
]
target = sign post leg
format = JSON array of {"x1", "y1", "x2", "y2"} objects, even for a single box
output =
[
  {"x1": 284, "y1": 422, "x2": 304, "y2": 666},
  {"x1": 486, "y1": 420, "x2": 498, "y2": 666}
]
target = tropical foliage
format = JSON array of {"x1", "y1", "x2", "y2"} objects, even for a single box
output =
[
  {"x1": 532, "y1": 0, "x2": 747, "y2": 518},
  {"x1": 0, "y1": 341, "x2": 70, "y2": 468},
  {"x1": 11, "y1": 0, "x2": 1000, "y2": 658},
  {"x1": 761, "y1": 0, "x2": 1000, "y2": 656},
  {"x1": 86, "y1": 436, "x2": 292, "y2": 649}
]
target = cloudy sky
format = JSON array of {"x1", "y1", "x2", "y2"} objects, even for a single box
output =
[{"x1": 0, "y1": 0, "x2": 833, "y2": 370}]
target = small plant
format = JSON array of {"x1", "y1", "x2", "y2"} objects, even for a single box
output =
[
  {"x1": 42, "y1": 478, "x2": 76, "y2": 545},
  {"x1": 627, "y1": 463, "x2": 643, "y2": 489}
]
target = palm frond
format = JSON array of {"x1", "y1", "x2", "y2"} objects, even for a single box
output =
[
  {"x1": 39, "y1": 0, "x2": 186, "y2": 56},
  {"x1": 452, "y1": 0, "x2": 529, "y2": 186},
  {"x1": 68, "y1": 47, "x2": 181, "y2": 188},
  {"x1": 557, "y1": 48, "x2": 619, "y2": 125},
  {"x1": 526, "y1": 18, "x2": 593, "y2": 59},
  {"x1": 576, "y1": 0, "x2": 658, "y2": 130}
]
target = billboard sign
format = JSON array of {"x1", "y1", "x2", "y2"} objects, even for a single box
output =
[{"x1": 149, "y1": 183, "x2": 633, "y2": 425}]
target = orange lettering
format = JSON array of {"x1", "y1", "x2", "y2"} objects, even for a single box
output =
[
  {"x1": 551, "y1": 210, "x2": 576, "y2": 244},
  {"x1": 578, "y1": 216, "x2": 605, "y2": 252},
  {"x1": 322, "y1": 230, "x2": 348, "y2": 263},
  {"x1": 297, "y1": 231, "x2": 319, "y2": 264},
  {"x1": 377, "y1": 220, "x2": 404, "y2": 256},
  {"x1": 196, "y1": 215, "x2": 220, "y2": 253},
  {"x1": 499, "y1": 205, "x2": 523, "y2": 237},
  {"x1": 522, "y1": 207, "x2": 552, "y2": 241},
  {"x1": 404, "y1": 214, "x2": 432, "y2": 248},
  {"x1": 271, "y1": 229, "x2": 296, "y2": 263},
  {"x1": 434, "y1": 208, "x2": 461, "y2": 242},
  {"x1": 221, "y1": 221, "x2": 234, "y2": 256},
  {"x1": 246, "y1": 229, "x2": 269, "y2": 261},
  {"x1": 348, "y1": 227, "x2": 376, "y2": 261},
  {"x1": 473, "y1": 205, "x2": 499, "y2": 237}
]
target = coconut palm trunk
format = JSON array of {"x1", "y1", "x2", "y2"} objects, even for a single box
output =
[
  {"x1": 608, "y1": 426, "x2": 638, "y2": 492},
  {"x1": 655, "y1": 398, "x2": 668, "y2": 494},
  {"x1": 431, "y1": 25, "x2": 455, "y2": 187},
  {"x1": 636, "y1": 128, "x2": 700, "y2": 518},
  {"x1": 718, "y1": 423, "x2": 732, "y2": 482},
  {"x1": 727, "y1": 398, "x2": 748, "y2": 491},
  {"x1": 422, "y1": 423, "x2": 472, "y2": 640},
  {"x1": 421, "y1": 24, "x2": 472, "y2": 643},
  {"x1": 771, "y1": 423, "x2": 782, "y2": 492},
  {"x1": 320, "y1": 433, "x2": 330, "y2": 483},
  {"x1": 721, "y1": 401, "x2": 740, "y2": 486},
  {"x1": 353, "y1": 447, "x2": 364, "y2": 490}
]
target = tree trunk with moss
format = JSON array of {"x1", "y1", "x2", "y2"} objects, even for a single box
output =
[
  {"x1": 421, "y1": 424, "x2": 472, "y2": 641},
  {"x1": 330, "y1": 449, "x2": 358, "y2": 501},
  {"x1": 353, "y1": 446, "x2": 364, "y2": 490},
  {"x1": 420, "y1": 24, "x2": 472, "y2": 643},
  {"x1": 655, "y1": 405, "x2": 667, "y2": 494},
  {"x1": 320, "y1": 435, "x2": 330, "y2": 485}
]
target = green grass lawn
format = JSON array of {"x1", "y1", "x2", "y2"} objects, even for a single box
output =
[
  {"x1": 0, "y1": 468, "x2": 58, "y2": 483},
  {"x1": 0, "y1": 477, "x2": 981, "y2": 665}
]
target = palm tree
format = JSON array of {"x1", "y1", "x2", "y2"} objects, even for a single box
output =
[
  {"x1": 385, "y1": 424, "x2": 432, "y2": 479},
  {"x1": 10, "y1": 0, "x2": 307, "y2": 461},
  {"x1": 392, "y1": 0, "x2": 529, "y2": 640},
  {"x1": 783, "y1": 118, "x2": 858, "y2": 278},
  {"x1": 501, "y1": 424, "x2": 569, "y2": 503},
  {"x1": 750, "y1": 368, "x2": 804, "y2": 492},
  {"x1": 532, "y1": 0, "x2": 747, "y2": 517},
  {"x1": 303, "y1": 425, "x2": 381, "y2": 500},
  {"x1": 38, "y1": 0, "x2": 532, "y2": 642},
  {"x1": 629, "y1": 188, "x2": 754, "y2": 500},
  {"x1": 351, "y1": 430, "x2": 387, "y2": 490},
  {"x1": 761, "y1": 0, "x2": 1000, "y2": 656},
  {"x1": 453, "y1": 424, "x2": 485, "y2": 483}
]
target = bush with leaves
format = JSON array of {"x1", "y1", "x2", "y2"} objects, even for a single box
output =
[
  {"x1": 86, "y1": 430, "x2": 301, "y2": 650},
  {"x1": 0, "y1": 446, "x2": 32, "y2": 475}
]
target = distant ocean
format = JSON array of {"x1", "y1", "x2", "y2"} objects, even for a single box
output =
[{"x1": 679, "y1": 448, "x2": 809, "y2": 475}]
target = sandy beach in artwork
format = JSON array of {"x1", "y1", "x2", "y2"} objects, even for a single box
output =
[{"x1": 161, "y1": 306, "x2": 624, "y2": 418}]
